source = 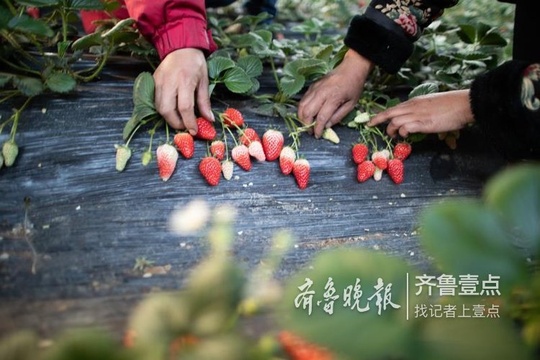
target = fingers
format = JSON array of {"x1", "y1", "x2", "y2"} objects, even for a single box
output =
[
  {"x1": 196, "y1": 78, "x2": 215, "y2": 123},
  {"x1": 154, "y1": 81, "x2": 185, "y2": 130},
  {"x1": 297, "y1": 85, "x2": 321, "y2": 127},
  {"x1": 176, "y1": 83, "x2": 198, "y2": 136}
]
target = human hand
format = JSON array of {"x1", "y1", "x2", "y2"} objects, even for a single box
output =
[
  {"x1": 367, "y1": 90, "x2": 475, "y2": 138},
  {"x1": 298, "y1": 49, "x2": 373, "y2": 138},
  {"x1": 153, "y1": 48, "x2": 214, "y2": 135}
]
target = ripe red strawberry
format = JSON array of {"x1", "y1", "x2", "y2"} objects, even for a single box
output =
[
  {"x1": 173, "y1": 132, "x2": 195, "y2": 159},
  {"x1": 199, "y1": 156, "x2": 221, "y2": 186},
  {"x1": 114, "y1": 144, "x2": 131, "y2": 172},
  {"x1": 209, "y1": 140, "x2": 226, "y2": 161},
  {"x1": 372, "y1": 150, "x2": 388, "y2": 170},
  {"x1": 292, "y1": 158, "x2": 310, "y2": 190},
  {"x1": 156, "y1": 144, "x2": 178, "y2": 181},
  {"x1": 393, "y1": 142, "x2": 412, "y2": 161},
  {"x1": 231, "y1": 144, "x2": 252, "y2": 171},
  {"x1": 352, "y1": 143, "x2": 369, "y2": 164},
  {"x1": 248, "y1": 141, "x2": 266, "y2": 161},
  {"x1": 195, "y1": 117, "x2": 216, "y2": 141},
  {"x1": 239, "y1": 127, "x2": 261, "y2": 146},
  {"x1": 357, "y1": 160, "x2": 375, "y2": 183},
  {"x1": 278, "y1": 331, "x2": 334, "y2": 360},
  {"x1": 279, "y1": 146, "x2": 296, "y2": 175},
  {"x1": 221, "y1": 160, "x2": 234, "y2": 180},
  {"x1": 222, "y1": 108, "x2": 244, "y2": 128},
  {"x1": 387, "y1": 158, "x2": 405, "y2": 184},
  {"x1": 262, "y1": 129, "x2": 284, "y2": 161}
]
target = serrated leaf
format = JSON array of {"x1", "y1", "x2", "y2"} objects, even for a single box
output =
[
  {"x1": 253, "y1": 29, "x2": 273, "y2": 44},
  {"x1": 223, "y1": 67, "x2": 252, "y2": 94},
  {"x1": 71, "y1": 32, "x2": 103, "y2": 50},
  {"x1": 236, "y1": 55, "x2": 262, "y2": 78},
  {"x1": 13, "y1": 76, "x2": 44, "y2": 96},
  {"x1": 12, "y1": 0, "x2": 59, "y2": 7},
  {"x1": 132, "y1": 72, "x2": 155, "y2": 109},
  {"x1": 45, "y1": 71, "x2": 76, "y2": 93},
  {"x1": 314, "y1": 44, "x2": 333, "y2": 61},
  {"x1": 207, "y1": 56, "x2": 235, "y2": 79},
  {"x1": 480, "y1": 32, "x2": 507, "y2": 47},
  {"x1": 122, "y1": 107, "x2": 157, "y2": 141},
  {"x1": 283, "y1": 58, "x2": 327, "y2": 78},
  {"x1": 279, "y1": 75, "x2": 305, "y2": 97},
  {"x1": 484, "y1": 164, "x2": 540, "y2": 255},
  {"x1": 66, "y1": 0, "x2": 104, "y2": 10},
  {"x1": 408, "y1": 83, "x2": 439, "y2": 98},
  {"x1": 8, "y1": 14, "x2": 54, "y2": 37},
  {"x1": 457, "y1": 24, "x2": 476, "y2": 44}
]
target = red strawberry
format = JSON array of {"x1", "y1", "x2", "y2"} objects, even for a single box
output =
[
  {"x1": 222, "y1": 107, "x2": 244, "y2": 128},
  {"x1": 279, "y1": 146, "x2": 296, "y2": 175},
  {"x1": 357, "y1": 160, "x2": 375, "y2": 183},
  {"x1": 292, "y1": 158, "x2": 310, "y2": 190},
  {"x1": 209, "y1": 140, "x2": 226, "y2": 161},
  {"x1": 156, "y1": 144, "x2": 178, "y2": 181},
  {"x1": 239, "y1": 127, "x2": 261, "y2": 146},
  {"x1": 352, "y1": 143, "x2": 369, "y2": 164},
  {"x1": 173, "y1": 132, "x2": 195, "y2": 159},
  {"x1": 262, "y1": 129, "x2": 284, "y2": 161},
  {"x1": 278, "y1": 331, "x2": 334, "y2": 360},
  {"x1": 387, "y1": 158, "x2": 405, "y2": 184},
  {"x1": 231, "y1": 144, "x2": 252, "y2": 171},
  {"x1": 195, "y1": 117, "x2": 216, "y2": 141},
  {"x1": 393, "y1": 142, "x2": 412, "y2": 161},
  {"x1": 221, "y1": 160, "x2": 234, "y2": 180},
  {"x1": 199, "y1": 156, "x2": 221, "y2": 186},
  {"x1": 248, "y1": 141, "x2": 266, "y2": 161},
  {"x1": 372, "y1": 150, "x2": 388, "y2": 170}
]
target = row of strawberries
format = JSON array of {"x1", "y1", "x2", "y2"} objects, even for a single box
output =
[
  {"x1": 116, "y1": 108, "x2": 311, "y2": 189},
  {"x1": 352, "y1": 141, "x2": 411, "y2": 184}
]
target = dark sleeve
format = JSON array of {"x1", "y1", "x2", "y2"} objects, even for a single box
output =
[
  {"x1": 344, "y1": 0, "x2": 459, "y2": 74},
  {"x1": 470, "y1": 61, "x2": 540, "y2": 160}
]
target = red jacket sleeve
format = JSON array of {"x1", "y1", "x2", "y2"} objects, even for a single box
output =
[{"x1": 124, "y1": 0, "x2": 217, "y2": 60}]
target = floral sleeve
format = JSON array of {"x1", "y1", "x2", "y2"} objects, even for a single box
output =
[{"x1": 344, "y1": 0, "x2": 459, "y2": 73}]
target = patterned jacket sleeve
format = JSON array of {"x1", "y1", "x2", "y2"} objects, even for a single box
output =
[
  {"x1": 470, "y1": 62, "x2": 540, "y2": 160},
  {"x1": 344, "y1": 0, "x2": 459, "y2": 74}
]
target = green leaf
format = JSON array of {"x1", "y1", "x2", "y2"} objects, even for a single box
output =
[
  {"x1": 71, "y1": 32, "x2": 103, "y2": 50},
  {"x1": 45, "y1": 71, "x2": 76, "y2": 93},
  {"x1": 223, "y1": 67, "x2": 252, "y2": 94},
  {"x1": 0, "y1": 73, "x2": 13, "y2": 88},
  {"x1": 207, "y1": 56, "x2": 235, "y2": 79},
  {"x1": 132, "y1": 72, "x2": 155, "y2": 109},
  {"x1": 283, "y1": 58, "x2": 327, "y2": 79},
  {"x1": 419, "y1": 200, "x2": 527, "y2": 294},
  {"x1": 0, "y1": 6, "x2": 11, "y2": 29},
  {"x1": 100, "y1": 18, "x2": 136, "y2": 40},
  {"x1": 13, "y1": 76, "x2": 44, "y2": 96},
  {"x1": 484, "y1": 164, "x2": 540, "y2": 256},
  {"x1": 457, "y1": 24, "x2": 476, "y2": 44},
  {"x1": 13, "y1": 0, "x2": 60, "y2": 7},
  {"x1": 480, "y1": 32, "x2": 507, "y2": 47},
  {"x1": 236, "y1": 55, "x2": 263, "y2": 78},
  {"x1": 409, "y1": 83, "x2": 439, "y2": 98},
  {"x1": 122, "y1": 107, "x2": 156, "y2": 141},
  {"x1": 279, "y1": 75, "x2": 305, "y2": 98},
  {"x1": 314, "y1": 44, "x2": 333, "y2": 62},
  {"x1": 279, "y1": 249, "x2": 420, "y2": 359},
  {"x1": 8, "y1": 14, "x2": 54, "y2": 37},
  {"x1": 43, "y1": 329, "x2": 127, "y2": 360},
  {"x1": 252, "y1": 29, "x2": 273, "y2": 44},
  {"x1": 66, "y1": 0, "x2": 104, "y2": 10}
]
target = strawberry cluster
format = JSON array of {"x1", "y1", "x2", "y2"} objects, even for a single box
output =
[{"x1": 116, "y1": 108, "x2": 312, "y2": 190}]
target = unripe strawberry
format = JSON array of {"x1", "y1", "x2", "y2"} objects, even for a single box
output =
[
  {"x1": 174, "y1": 132, "x2": 195, "y2": 159},
  {"x1": 372, "y1": 150, "x2": 388, "y2": 170},
  {"x1": 279, "y1": 146, "x2": 296, "y2": 175},
  {"x1": 222, "y1": 107, "x2": 244, "y2": 128},
  {"x1": 231, "y1": 144, "x2": 252, "y2": 171},
  {"x1": 114, "y1": 144, "x2": 131, "y2": 172},
  {"x1": 199, "y1": 156, "x2": 221, "y2": 186},
  {"x1": 248, "y1": 141, "x2": 266, "y2": 161},
  {"x1": 352, "y1": 143, "x2": 369, "y2": 164},
  {"x1": 322, "y1": 128, "x2": 340, "y2": 144},
  {"x1": 210, "y1": 140, "x2": 226, "y2": 161},
  {"x1": 292, "y1": 158, "x2": 310, "y2": 190},
  {"x1": 156, "y1": 143, "x2": 178, "y2": 181},
  {"x1": 141, "y1": 150, "x2": 152, "y2": 166},
  {"x1": 195, "y1": 117, "x2": 217, "y2": 141},
  {"x1": 262, "y1": 129, "x2": 284, "y2": 161},
  {"x1": 388, "y1": 158, "x2": 405, "y2": 184},
  {"x1": 2, "y1": 140, "x2": 19, "y2": 167},
  {"x1": 373, "y1": 167, "x2": 383, "y2": 181},
  {"x1": 221, "y1": 160, "x2": 234, "y2": 180},
  {"x1": 357, "y1": 160, "x2": 375, "y2": 182}
]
